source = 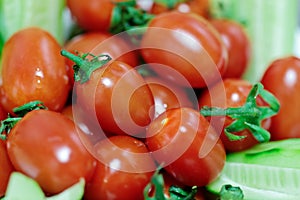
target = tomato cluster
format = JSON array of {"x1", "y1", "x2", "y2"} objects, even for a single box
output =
[{"x1": 0, "y1": 0, "x2": 296, "y2": 199}]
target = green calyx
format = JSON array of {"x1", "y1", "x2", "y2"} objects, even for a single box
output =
[
  {"x1": 0, "y1": 101, "x2": 47, "y2": 139},
  {"x1": 143, "y1": 167, "x2": 198, "y2": 200},
  {"x1": 153, "y1": 0, "x2": 187, "y2": 9},
  {"x1": 109, "y1": 0, "x2": 155, "y2": 35},
  {"x1": 200, "y1": 82, "x2": 280, "y2": 143},
  {"x1": 219, "y1": 184, "x2": 244, "y2": 200},
  {"x1": 60, "y1": 50, "x2": 112, "y2": 84}
]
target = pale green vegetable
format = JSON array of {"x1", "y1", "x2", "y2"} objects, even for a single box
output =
[
  {"x1": 1, "y1": 172, "x2": 85, "y2": 200},
  {"x1": 206, "y1": 139, "x2": 300, "y2": 200},
  {"x1": 209, "y1": 0, "x2": 298, "y2": 83},
  {"x1": 0, "y1": 0, "x2": 66, "y2": 45}
]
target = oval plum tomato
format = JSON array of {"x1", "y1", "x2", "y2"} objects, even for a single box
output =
[
  {"x1": 260, "y1": 56, "x2": 300, "y2": 140},
  {"x1": 64, "y1": 31, "x2": 139, "y2": 86},
  {"x1": 61, "y1": 50, "x2": 155, "y2": 136},
  {"x1": 144, "y1": 76, "x2": 197, "y2": 117},
  {"x1": 0, "y1": 140, "x2": 14, "y2": 197},
  {"x1": 146, "y1": 107, "x2": 226, "y2": 186},
  {"x1": 6, "y1": 109, "x2": 96, "y2": 194},
  {"x1": 210, "y1": 19, "x2": 251, "y2": 78},
  {"x1": 84, "y1": 135, "x2": 156, "y2": 200},
  {"x1": 0, "y1": 27, "x2": 70, "y2": 114},
  {"x1": 140, "y1": 11, "x2": 228, "y2": 88},
  {"x1": 198, "y1": 78, "x2": 271, "y2": 152}
]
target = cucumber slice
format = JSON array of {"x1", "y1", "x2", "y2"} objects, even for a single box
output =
[
  {"x1": 206, "y1": 139, "x2": 300, "y2": 200},
  {"x1": 0, "y1": 0, "x2": 65, "y2": 44}
]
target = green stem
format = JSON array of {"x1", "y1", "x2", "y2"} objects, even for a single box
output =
[
  {"x1": 200, "y1": 83, "x2": 280, "y2": 143},
  {"x1": 219, "y1": 184, "x2": 244, "y2": 200},
  {"x1": 60, "y1": 50, "x2": 112, "y2": 84}
]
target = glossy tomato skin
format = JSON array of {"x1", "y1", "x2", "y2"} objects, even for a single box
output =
[
  {"x1": 261, "y1": 56, "x2": 300, "y2": 140},
  {"x1": 67, "y1": 0, "x2": 114, "y2": 31},
  {"x1": 75, "y1": 61, "x2": 154, "y2": 136},
  {"x1": 210, "y1": 19, "x2": 251, "y2": 79},
  {"x1": 0, "y1": 140, "x2": 14, "y2": 197},
  {"x1": 141, "y1": 12, "x2": 228, "y2": 88},
  {"x1": 64, "y1": 31, "x2": 139, "y2": 86},
  {"x1": 84, "y1": 135, "x2": 156, "y2": 200},
  {"x1": 144, "y1": 76, "x2": 197, "y2": 117},
  {"x1": 150, "y1": 0, "x2": 210, "y2": 19},
  {"x1": 198, "y1": 78, "x2": 271, "y2": 152},
  {"x1": 6, "y1": 109, "x2": 96, "y2": 194},
  {"x1": 0, "y1": 27, "x2": 70, "y2": 114},
  {"x1": 146, "y1": 107, "x2": 226, "y2": 186}
]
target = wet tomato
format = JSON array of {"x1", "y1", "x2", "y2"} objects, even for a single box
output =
[
  {"x1": 198, "y1": 78, "x2": 271, "y2": 152},
  {"x1": 146, "y1": 107, "x2": 226, "y2": 186},
  {"x1": 0, "y1": 27, "x2": 70, "y2": 114},
  {"x1": 210, "y1": 19, "x2": 251, "y2": 78},
  {"x1": 140, "y1": 11, "x2": 228, "y2": 88},
  {"x1": 61, "y1": 50, "x2": 155, "y2": 136},
  {"x1": 6, "y1": 109, "x2": 96, "y2": 194},
  {"x1": 261, "y1": 56, "x2": 300, "y2": 140},
  {"x1": 64, "y1": 31, "x2": 139, "y2": 86},
  {"x1": 84, "y1": 135, "x2": 156, "y2": 200}
]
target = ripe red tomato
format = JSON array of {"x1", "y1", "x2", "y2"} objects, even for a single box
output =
[
  {"x1": 146, "y1": 107, "x2": 226, "y2": 186},
  {"x1": 144, "y1": 76, "x2": 198, "y2": 117},
  {"x1": 140, "y1": 11, "x2": 228, "y2": 88},
  {"x1": 67, "y1": 0, "x2": 129, "y2": 31},
  {"x1": 0, "y1": 140, "x2": 14, "y2": 197},
  {"x1": 6, "y1": 109, "x2": 96, "y2": 194},
  {"x1": 261, "y1": 56, "x2": 300, "y2": 140},
  {"x1": 0, "y1": 27, "x2": 70, "y2": 114},
  {"x1": 71, "y1": 59, "x2": 154, "y2": 136},
  {"x1": 198, "y1": 78, "x2": 271, "y2": 152},
  {"x1": 84, "y1": 135, "x2": 156, "y2": 200},
  {"x1": 150, "y1": 0, "x2": 210, "y2": 19},
  {"x1": 210, "y1": 19, "x2": 251, "y2": 78},
  {"x1": 64, "y1": 31, "x2": 140, "y2": 86}
]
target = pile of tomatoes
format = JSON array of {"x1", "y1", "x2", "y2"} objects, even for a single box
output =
[{"x1": 0, "y1": 0, "x2": 300, "y2": 199}]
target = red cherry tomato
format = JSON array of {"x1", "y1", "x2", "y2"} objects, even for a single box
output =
[
  {"x1": 261, "y1": 56, "x2": 300, "y2": 140},
  {"x1": 140, "y1": 11, "x2": 228, "y2": 88},
  {"x1": 144, "y1": 76, "x2": 197, "y2": 117},
  {"x1": 0, "y1": 27, "x2": 70, "y2": 114},
  {"x1": 0, "y1": 140, "x2": 14, "y2": 197},
  {"x1": 84, "y1": 135, "x2": 156, "y2": 200},
  {"x1": 210, "y1": 19, "x2": 251, "y2": 78},
  {"x1": 64, "y1": 31, "x2": 140, "y2": 86},
  {"x1": 150, "y1": 0, "x2": 210, "y2": 19},
  {"x1": 72, "y1": 59, "x2": 154, "y2": 136},
  {"x1": 146, "y1": 107, "x2": 226, "y2": 186},
  {"x1": 198, "y1": 78, "x2": 271, "y2": 152},
  {"x1": 6, "y1": 109, "x2": 96, "y2": 194},
  {"x1": 67, "y1": 0, "x2": 128, "y2": 31}
]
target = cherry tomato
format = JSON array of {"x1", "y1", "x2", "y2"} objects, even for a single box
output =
[
  {"x1": 198, "y1": 78, "x2": 271, "y2": 152},
  {"x1": 0, "y1": 27, "x2": 70, "y2": 114},
  {"x1": 0, "y1": 140, "x2": 14, "y2": 197},
  {"x1": 67, "y1": 0, "x2": 128, "y2": 31},
  {"x1": 6, "y1": 109, "x2": 96, "y2": 194},
  {"x1": 150, "y1": 0, "x2": 210, "y2": 19},
  {"x1": 146, "y1": 107, "x2": 226, "y2": 186},
  {"x1": 140, "y1": 11, "x2": 228, "y2": 88},
  {"x1": 72, "y1": 59, "x2": 154, "y2": 136},
  {"x1": 84, "y1": 135, "x2": 156, "y2": 200},
  {"x1": 210, "y1": 19, "x2": 251, "y2": 78},
  {"x1": 144, "y1": 76, "x2": 197, "y2": 117},
  {"x1": 260, "y1": 56, "x2": 300, "y2": 140},
  {"x1": 64, "y1": 31, "x2": 140, "y2": 86}
]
